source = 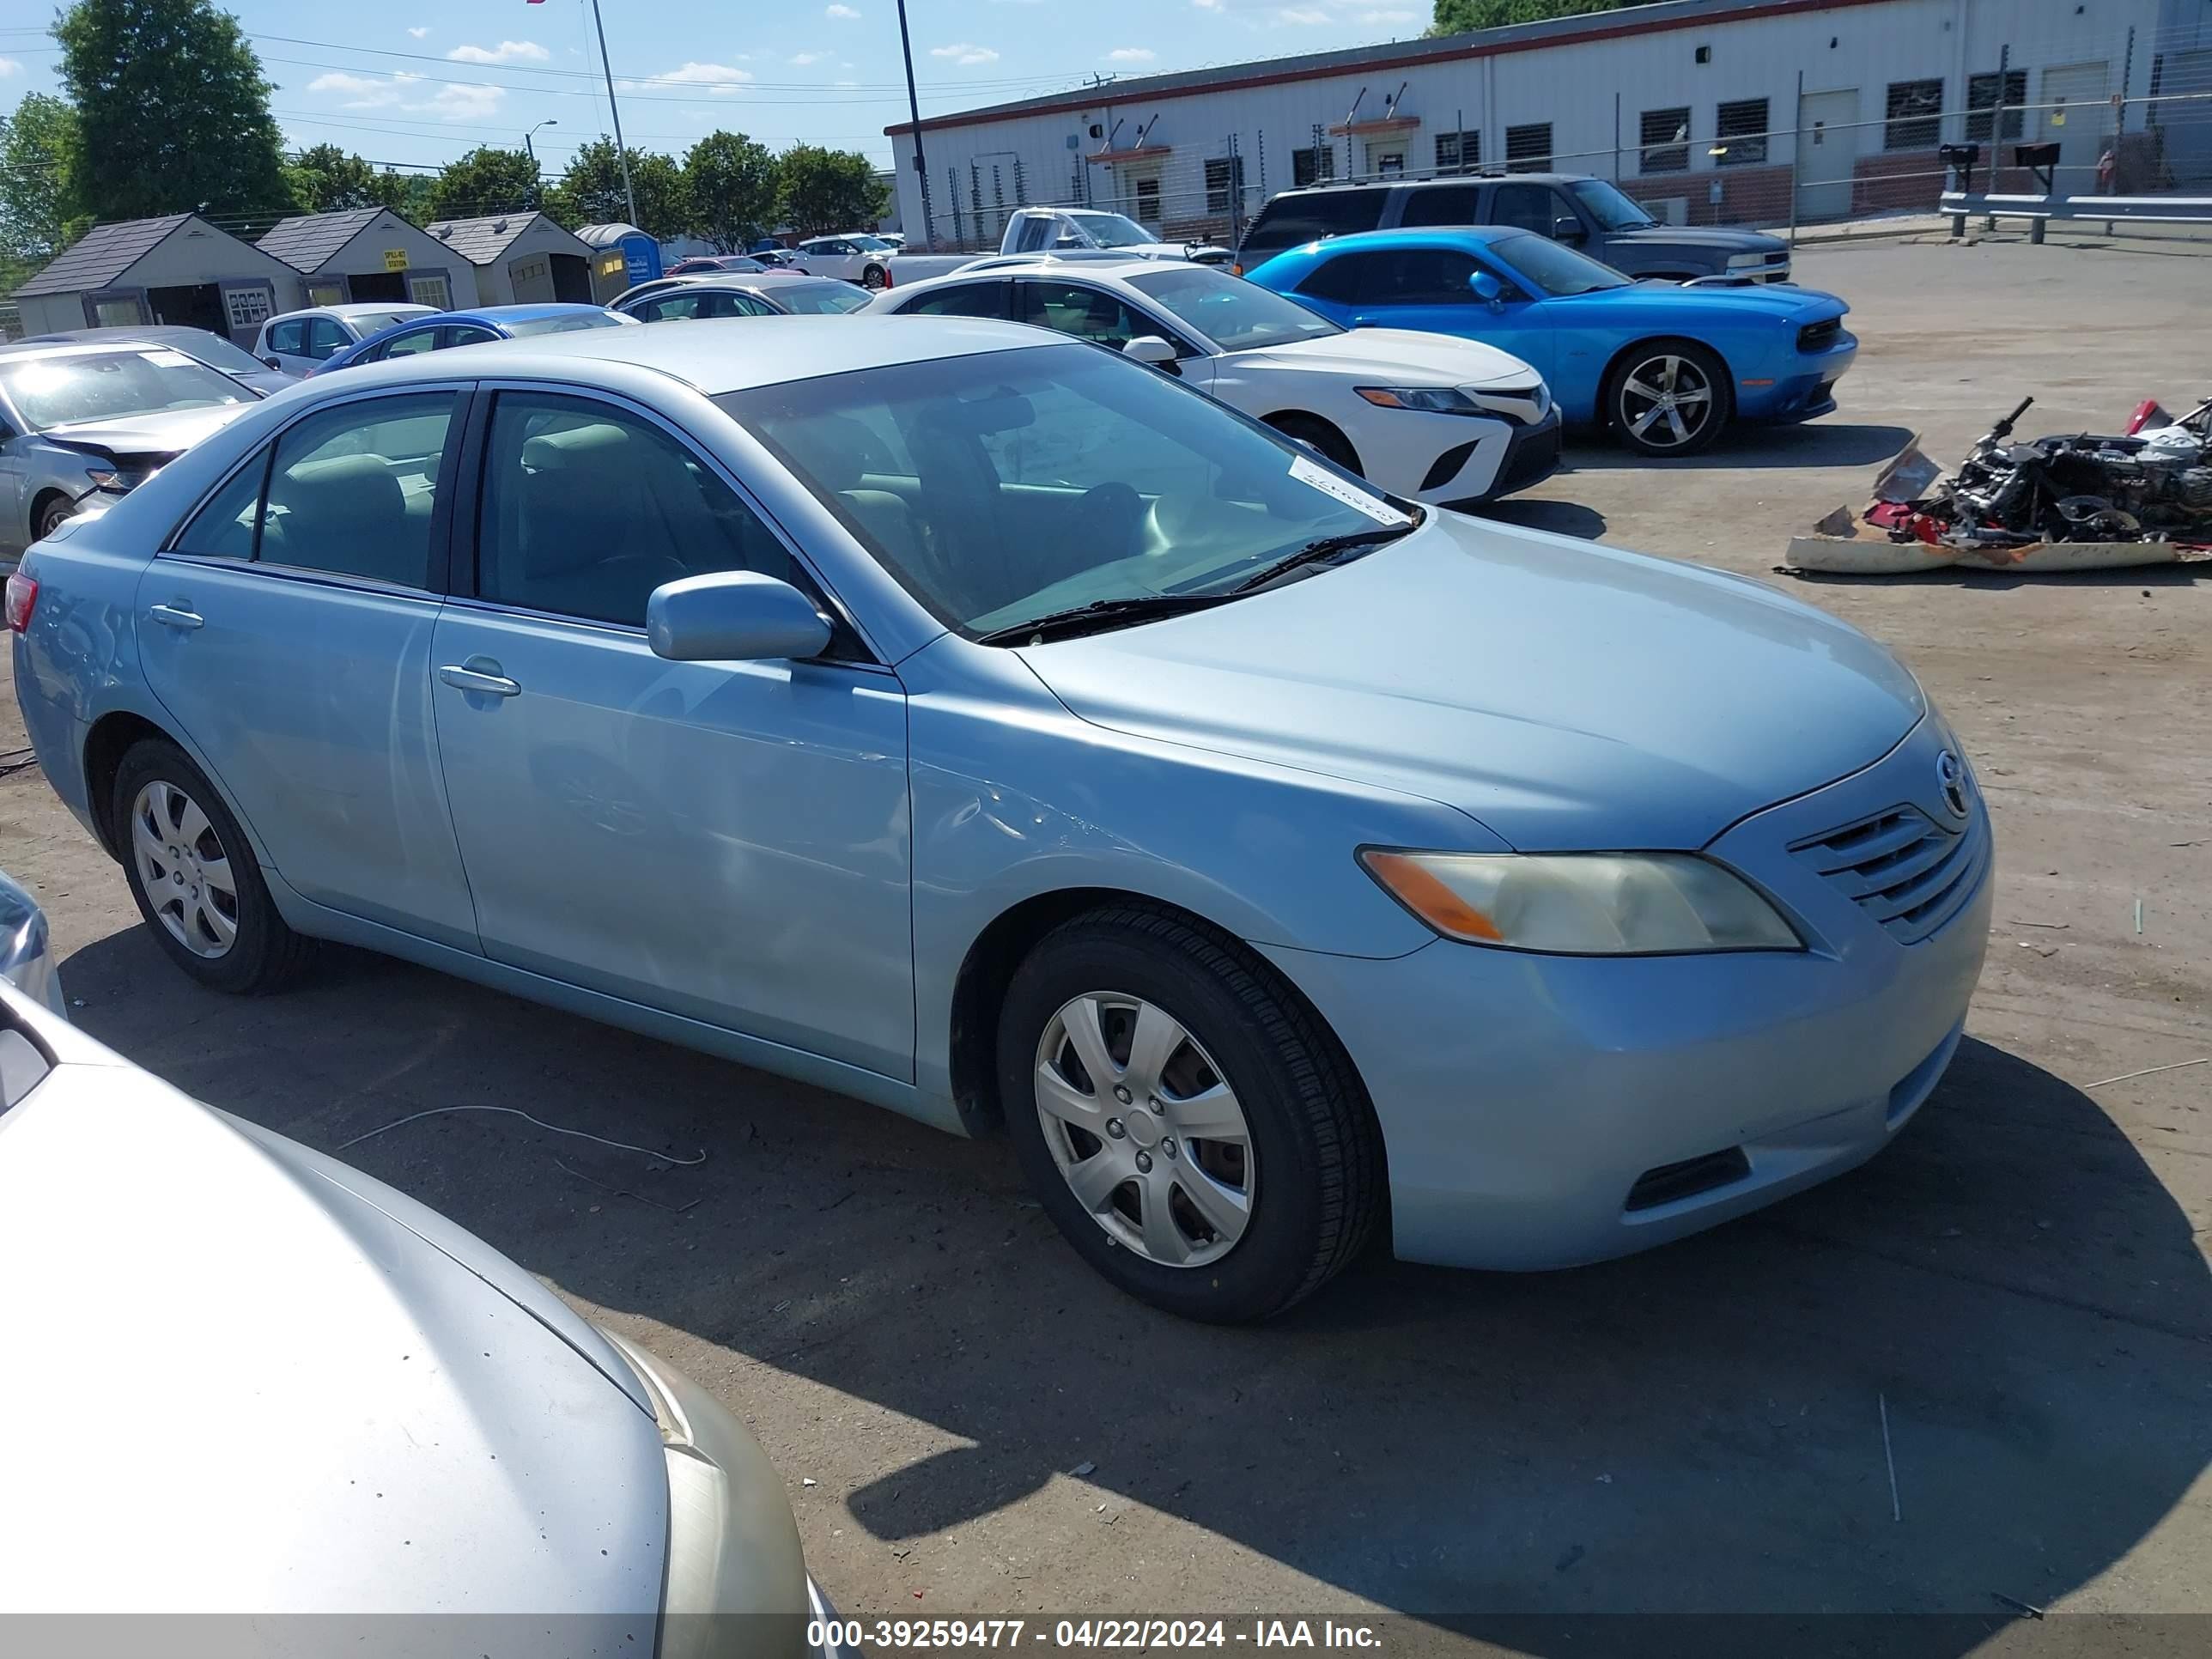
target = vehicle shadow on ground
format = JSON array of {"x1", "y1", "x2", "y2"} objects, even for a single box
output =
[
  {"x1": 1567, "y1": 422, "x2": 1916, "y2": 471},
  {"x1": 1466, "y1": 497, "x2": 1608, "y2": 539},
  {"x1": 1784, "y1": 562, "x2": 2209, "y2": 591},
  {"x1": 60, "y1": 928, "x2": 2212, "y2": 1644}
]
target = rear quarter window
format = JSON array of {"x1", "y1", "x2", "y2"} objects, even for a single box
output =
[{"x1": 1240, "y1": 190, "x2": 1388, "y2": 264}]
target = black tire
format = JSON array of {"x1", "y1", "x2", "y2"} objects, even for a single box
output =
[
  {"x1": 860, "y1": 264, "x2": 889, "y2": 290},
  {"x1": 33, "y1": 493, "x2": 75, "y2": 542},
  {"x1": 112, "y1": 738, "x2": 312, "y2": 994},
  {"x1": 1268, "y1": 413, "x2": 1363, "y2": 476},
  {"x1": 1605, "y1": 339, "x2": 1729, "y2": 458},
  {"x1": 996, "y1": 904, "x2": 1382, "y2": 1322}
]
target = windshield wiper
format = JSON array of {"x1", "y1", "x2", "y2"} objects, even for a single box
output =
[
  {"x1": 970, "y1": 592, "x2": 1237, "y2": 646},
  {"x1": 1229, "y1": 522, "x2": 1415, "y2": 594}
]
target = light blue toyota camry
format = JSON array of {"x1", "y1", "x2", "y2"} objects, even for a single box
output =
[{"x1": 6, "y1": 318, "x2": 1991, "y2": 1322}]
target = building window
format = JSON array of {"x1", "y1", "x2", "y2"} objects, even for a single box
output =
[
  {"x1": 1134, "y1": 177, "x2": 1161, "y2": 223},
  {"x1": 1639, "y1": 106, "x2": 1690, "y2": 173},
  {"x1": 1434, "y1": 129, "x2": 1480, "y2": 173},
  {"x1": 1714, "y1": 98, "x2": 1768, "y2": 166},
  {"x1": 1966, "y1": 70, "x2": 2027, "y2": 143},
  {"x1": 1292, "y1": 145, "x2": 1336, "y2": 188},
  {"x1": 1504, "y1": 122, "x2": 1553, "y2": 173},
  {"x1": 222, "y1": 284, "x2": 273, "y2": 331},
  {"x1": 406, "y1": 272, "x2": 453, "y2": 310},
  {"x1": 1205, "y1": 155, "x2": 1245, "y2": 215},
  {"x1": 1886, "y1": 79, "x2": 1943, "y2": 150}
]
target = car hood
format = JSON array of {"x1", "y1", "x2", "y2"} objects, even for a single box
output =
[
  {"x1": 40, "y1": 401, "x2": 255, "y2": 459},
  {"x1": 0, "y1": 1036, "x2": 669, "y2": 1618},
  {"x1": 1015, "y1": 514, "x2": 1922, "y2": 850},
  {"x1": 1609, "y1": 224, "x2": 1788, "y2": 254},
  {"x1": 1231, "y1": 325, "x2": 1538, "y2": 386},
  {"x1": 1579, "y1": 281, "x2": 1847, "y2": 320}
]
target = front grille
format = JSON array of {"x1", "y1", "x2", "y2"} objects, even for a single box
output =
[
  {"x1": 1797, "y1": 319, "x2": 1841, "y2": 354},
  {"x1": 1625, "y1": 1148, "x2": 1751, "y2": 1212},
  {"x1": 1791, "y1": 803, "x2": 1988, "y2": 945}
]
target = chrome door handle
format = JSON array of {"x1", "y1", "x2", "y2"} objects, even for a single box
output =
[
  {"x1": 438, "y1": 664, "x2": 521, "y2": 697},
  {"x1": 147, "y1": 604, "x2": 204, "y2": 630}
]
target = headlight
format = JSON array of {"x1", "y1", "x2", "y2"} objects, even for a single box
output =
[
  {"x1": 1360, "y1": 849, "x2": 1802, "y2": 954},
  {"x1": 1726, "y1": 252, "x2": 1768, "y2": 269},
  {"x1": 82, "y1": 466, "x2": 146, "y2": 495},
  {"x1": 1356, "y1": 386, "x2": 1481, "y2": 414}
]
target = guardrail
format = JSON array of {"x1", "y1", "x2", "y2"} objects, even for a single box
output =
[{"x1": 1940, "y1": 190, "x2": 2212, "y2": 242}]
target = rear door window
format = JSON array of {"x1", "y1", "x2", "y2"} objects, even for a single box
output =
[
  {"x1": 266, "y1": 319, "x2": 305, "y2": 356},
  {"x1": 259, "y1": 392, "x2": 458, "y2": 586},
  {"x1": 1239, "y1": 189, "x2": 1388, "y2": 264},
  {"x1": 1017, "y1": 281, "x2": 1154, "y2": 349},
  {"x1": 897, "y1": 282, "x2": 1009, "y2": 319},
  {"x1": 304, "y1": 318, "x2": 349, "y2": 362}
]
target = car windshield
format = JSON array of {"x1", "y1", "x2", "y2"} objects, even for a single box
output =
[
  {"x1": 1075, "y1": 213, "x2": 1159, "y2": 248},
  {"x1": 503, "y1": 312, "x2": 627, "y2": 336},
  {"x1": 0, "y1": 349, "x2": 252, "y2": 429},
  {"x1": 1568, "y1": 178, "x2": 1659, "y2": 231},
  {"x1": 850, "y1": 235, "x2": 894, "y2": 252},
  {"x1": 1490, "y1": 231, "x2": 1633, "y2": 297},
  {"x1": 166, "y1": 332, "x2": 270, "y2": 376},
  {"x1": 1126, "y1": 267, "x2": 1340, "y2": 351},
  {"x1": 719, "y1": 342, "x2": 1409, "y2": 638},
  {"x1": 769, "y1": 280, "x2": 872, "y2": 315}
]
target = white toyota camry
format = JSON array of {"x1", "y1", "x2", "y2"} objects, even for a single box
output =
[{"x1": 866, "y1": 258, "x2": 1560, "y2": 506}]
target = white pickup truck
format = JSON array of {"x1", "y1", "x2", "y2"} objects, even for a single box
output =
[{"x1": 796, "y1": 210, "x2": 1230, "y2": 289}]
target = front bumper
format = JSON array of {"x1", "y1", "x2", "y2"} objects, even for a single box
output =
[
  {"x1": 1740, "y1": 333, "x2": 1857, "y2": 425},
  {"x1": 1455, "y1": 407, "x2": 1562, "y2": 504},
  {"x1": 1262, "y1": 720, "x2": 1993, "y2": 1272}
]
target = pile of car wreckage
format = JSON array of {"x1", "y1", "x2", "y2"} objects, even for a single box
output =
[{"x1": 1786, "y1": 393, "x2": 2212, "y2": 574}]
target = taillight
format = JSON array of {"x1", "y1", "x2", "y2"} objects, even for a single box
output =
[
  {"x1": 1231, "y1": 264, "x2": 1244, "y2": 277},
  {"x1": 4, "y1": 571, "x2": 36, "y2": 634}
]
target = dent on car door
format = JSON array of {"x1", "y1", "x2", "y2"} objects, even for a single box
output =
[
  {"x1": 428, "y1": 386, "x2": 915, "y2": 1078},
  {"x1": 133, "y1": 387, "x2": 482, "y2": 949}
]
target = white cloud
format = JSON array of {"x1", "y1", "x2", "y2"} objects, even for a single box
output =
[
  {"x1": 826, "y1": 3, "x2": 860, "y2": 15},
  {"x1": 1191, "y1": 0, "x2": 1224, "y2": 9},
  {"x1": 619, "y1": 61, "x2": 755, "y2": 94},
  {"x1": 406, "y1": 26, "x2": 429, "y2": 39},
  {"x1": 0, "y1": 57, "x2": 21, "y2": 77},
  {"x1": 790, "y1": 51, "x2": 829, "y2": 64},
  {"x1": 930, "y1": 42, "x2": 1000, "y2": 65},
  {"x1": 1359, "y1": 6, "x2": 1417, "y2": 19},
  {"x1": 1107, "y1": 47, "x2": 1155, "y2": 62},
  {"x1": 307, "y1": 67, "x2": 502, "y2": 121},
  {"x1": 1275, "y1": 7, "x2": 1334, "y2": 22},
  {"x1": 447, "y1": 40, "x2": 548, "y2": 65}
]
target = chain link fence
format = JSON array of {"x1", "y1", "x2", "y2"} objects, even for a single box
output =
[{"x1": 896, "y1": 39, "x2": 2212, "y2": 255}]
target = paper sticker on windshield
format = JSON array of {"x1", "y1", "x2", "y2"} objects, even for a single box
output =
[
  {"x1": 141, "y1": 350, "x2": 195, "y2": 368},
  {"x1": 1287, "y1": 453, "x2": 1413, "y2": 526}
]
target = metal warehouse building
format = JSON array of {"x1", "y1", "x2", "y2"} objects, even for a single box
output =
[{"x1": 886, "y1": 0, "x2": 2212, "y2": 251}]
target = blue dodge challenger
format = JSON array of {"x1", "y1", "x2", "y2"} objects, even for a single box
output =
[{"x1": 1246, "y1": 227, "x2": 1856, "y2": 457}]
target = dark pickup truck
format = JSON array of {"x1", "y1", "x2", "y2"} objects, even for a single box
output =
[{"x1": 1235, "y1": 173, "x2": 1791, "y2": 285}]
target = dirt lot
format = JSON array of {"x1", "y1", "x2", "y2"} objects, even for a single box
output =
[{"x1": 3, "y1": 236, "x2": 2208, "y2": 1653}]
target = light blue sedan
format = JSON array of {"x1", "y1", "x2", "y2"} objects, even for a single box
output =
[{"x1": 6, "y1": 318, "x2": 1991, "y2": 1322}]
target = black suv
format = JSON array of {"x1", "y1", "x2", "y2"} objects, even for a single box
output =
[{"x1": 1235, "y1": 173, "x2": 1790, "y2": 284}]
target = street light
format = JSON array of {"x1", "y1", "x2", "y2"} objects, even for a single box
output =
[{"x1": 523, "y1": 120, "x2": 558, "y2": 210}]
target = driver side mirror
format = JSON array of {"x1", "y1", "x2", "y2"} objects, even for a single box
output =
[
  {"x1": 1121, "y1": 335, "x2": 1178, "y2": 366},
  {"x1": 1468, "y1": 269, "x2": 1505, "y2": 307},
  {"x1": 261, "y1": 356, "x2": 282, "y2": 370},
  {"x1": 647, "y1": 570, "x2": 832, "y2": 663},
  {"x1": 1550, "y1": 215, "x2": 1587, "y2": 244}
]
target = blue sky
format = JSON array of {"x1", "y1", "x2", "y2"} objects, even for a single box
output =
[{"x1": 0, "y1": 1, "x2": 1430, "y2": 176}]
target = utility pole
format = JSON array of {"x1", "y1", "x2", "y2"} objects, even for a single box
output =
[
  {"x1": 896, "y1": 0, "x2": 934, "y2": 248},
  {"x1": 586, "y1": 0, "x2": 640, "y2": 229}
]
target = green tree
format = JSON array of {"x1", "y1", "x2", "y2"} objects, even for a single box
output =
[
  {"x1": 0, "y1": 93, "x2": 82, "y2": 264},
  {"x1": 545, "y1": 139, "x2": 689, "y2": 236},
  {"x1": 683, "y1": 131, "x2": 778, "y2": 252},
  {"x1": 1430, "y1": 0, "x2": 1635, "y2": 34},
  {"x1": 283, "y1": 144, "x2": 395, "y2": 214},
  {"x1": 52, "y1": 0, "x2": 293, "y2": 226},
  {"x1": 424, "y1": 146, "x2": 542, "y2": 221},
  {"x1": 775, "y1": 144, "x2": 885, "y2": 237}
]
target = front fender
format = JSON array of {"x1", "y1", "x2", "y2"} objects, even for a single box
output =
[{"x1": 900, "y1": 635, "x2": 1489, "y2": 1099}]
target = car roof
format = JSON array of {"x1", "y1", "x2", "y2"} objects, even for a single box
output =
[
  {"x1": 347, "y1": 314, "x2": 1057, "y2": 395},
  {"x1": 23, "y1": 324, "x2": 213, "y2": 345},
  {"x1": 904, "y1": 257, "x2": 1164, "y2": 293},
  {"x1": 269, "y1": 302, "x2": 438, "y2": 321},
  {"x1": 1273, "y1": 172, "x2": 1590, "y2": 198},
  {"x1": 1291, "y1": 226, "x2": 1530, "y2": 256}
]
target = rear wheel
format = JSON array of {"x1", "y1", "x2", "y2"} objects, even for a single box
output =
[
  {"x1": 861, "y1": 264, "x2": 890, "y2": 290},
  {"x1": 113, "y1": 738, "x2": 311, "y2": 994},
  {"x1": 1607, "y1": 341, "x2": 1728, "y2": 457},
  {"x1": 1267, "y1": 413, "x2": 1362, "y2": 476},
  {"x1": 997, "y1": 905, "x2": 1382, "y2": 1322}
]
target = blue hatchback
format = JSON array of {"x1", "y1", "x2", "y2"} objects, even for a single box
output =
[
  {"x1": 1246, "y1": 228, "x2": 1856, "y2": 457},
  {"x1": 318, "y1": 303, "x2": 633, "y2": 374}
]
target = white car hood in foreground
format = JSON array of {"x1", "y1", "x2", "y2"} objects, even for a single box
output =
[
  {"x1": 1226, "y1": 325, "x2": 1537, "y2": 388},
  {"x1": 0, "y1": 1021, "x2": 668, "y2": 1623}
]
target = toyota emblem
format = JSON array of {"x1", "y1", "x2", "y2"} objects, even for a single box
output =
[{"x1": 1936, "y1": 750, "x2": 1971, "y2": 822}]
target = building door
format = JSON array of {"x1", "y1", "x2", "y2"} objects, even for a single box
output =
[
  {"x1": 2040, "y1": 61, "x2": 2111, "y2": 185},
  {"x1": 147, "y1": 283, "x2": 227, "y2": 334},
  {"x1": 507, "y1": 254, "x2": 556, "y2": 303},
  {"x1": 1796, "y1": 88, "x2": 1860, "y2": 222},
  {"x1": 347, "y1": 270, "x2": 407, "y2": 302},
  {"x1": 549, "y1": 254, "x2": 592, "y2": 303}
]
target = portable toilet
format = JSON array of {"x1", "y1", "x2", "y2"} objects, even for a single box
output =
[{"x1": 576, "y1": 223, "x2": 663, "y2": 301}]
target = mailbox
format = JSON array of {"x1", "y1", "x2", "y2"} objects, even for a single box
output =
[{"x1": 1938, "y1": 143, "x2": 1980, "y2": 192}]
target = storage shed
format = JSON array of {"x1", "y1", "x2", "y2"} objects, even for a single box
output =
[
  {"x1": 10, "y1": 213, "x2": 307, "y2": 345},
  {"x1": 422, "y1": 213, "x2": 597, "y2": 306},
  {"x1": 257, "y1": 208, "x2": 479, "y2": 313}
]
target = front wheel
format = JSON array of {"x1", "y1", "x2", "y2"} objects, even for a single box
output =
[
  {"x1": 113, "y1": 738, "x2": 312, "y2": 994},
  {"x1": 33, "y1": 495, "x2": 75, "y2": 542},
  {"x1": 997, "y1": 905, "x2": 1382, "y2": 1322},
  {"x1": 1607, "y1": 342, "x2": 1728, "y2": 457},
  {"x1": 1267, "y1": 413, "x2": 1362, "y2": 476}
]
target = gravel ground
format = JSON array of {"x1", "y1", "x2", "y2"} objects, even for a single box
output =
[{"x1": 3, "y1": 235, "x2": 2208, "y2": 1655}]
